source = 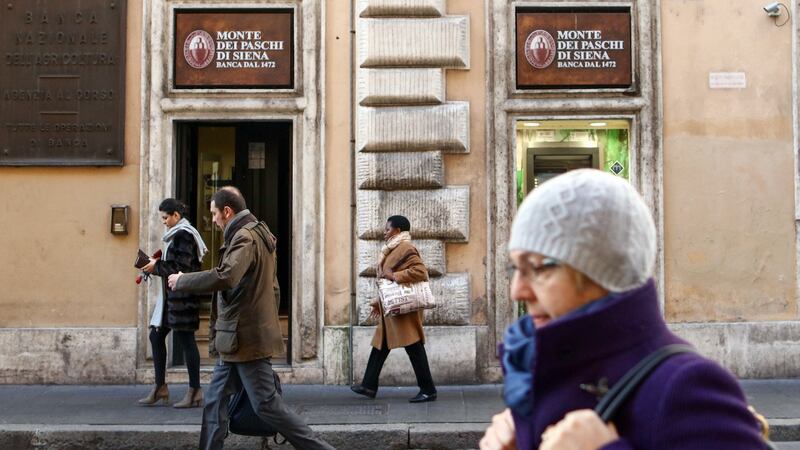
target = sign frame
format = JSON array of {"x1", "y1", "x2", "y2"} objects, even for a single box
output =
[
  {"x1": 515, "y1": 7, "x2": 634, "y2": 91},
  {"x1": 0, "y1": 0, "x2": 127, "y2": 166},
  {"x1": 172, "y1": 8, "x2": 295, "y2": 90}
]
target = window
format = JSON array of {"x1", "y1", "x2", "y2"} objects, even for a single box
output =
[{"x1": 515, "y1": 119, "x2": 630, "y2": 207}]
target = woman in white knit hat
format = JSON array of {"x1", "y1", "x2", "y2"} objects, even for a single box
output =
[{"x1": 480, "y1": 169, "x2": 766, "y2": 450}]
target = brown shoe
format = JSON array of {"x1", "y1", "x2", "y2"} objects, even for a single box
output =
[
  {"x1": 173, "y1": 387, "x2": 203, "y2": 408},
  {"x1": 137, "y1": 384, "x2": 169, "y2": 406}
]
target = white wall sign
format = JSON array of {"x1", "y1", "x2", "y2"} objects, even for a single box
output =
[
  {"x1": 709, "y1": 72, "x2": 746, "y2": 89},
  {"x1": 248, "y1": 142, "x2": 265, "y2": 169},
  {"x1": 569, "y1": 131, "x2": 590, "y2": 141},
  {"x1": 536, "y1": 130, "x2": 556, "y2": 141}
]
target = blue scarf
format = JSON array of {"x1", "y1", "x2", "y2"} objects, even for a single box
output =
[
  {"x1": 502, "y1": 293, "x2": 620, "y2": 417},
  {"x1": 502, "y1": 314, "x2": 537, "y2": 417}
]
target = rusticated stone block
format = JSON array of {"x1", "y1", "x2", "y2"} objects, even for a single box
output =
[
  {"x1": 0, "y1": 328, "x2": 136, "y2": 384},
  {"x1": 357, "y1": 239, "x2": 445, "y2": 277},
  {"x1": 358, "y1": 68, "x2": 445, "y2": 106},
  {"x1": 356, "y1": 273, "x2": 470, "y2": 325},
  {"x1": 357, "y1": 0, "x2": 445, "y2": 18},
  {"x1": 322, "y1": 326, "x2": 350, "y2": 385},
  {"x1": 357, "y1": 103, "x2": 469, "y2": 153},
  {"x1": 352, "y1": 326, "x2": 478, "y2": 384},
  {"x1": 356, "y1": 151, "x2": 444, "y2": 190},
  {"x1": 358, "y1": 17, "x2": 469, "y2": 68},
  {"x1": 670, "y1": 321, "x2": 800, "y2": 378},
  {"x1": 356, "y1": 187, "x2": 469, "y2": 240}
]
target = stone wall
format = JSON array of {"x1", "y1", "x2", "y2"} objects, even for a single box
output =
[
  {"x1": 0, "y1": 329, "x2": 137, "y2": 384},
  {"x1": 352, "y1": 0, "x2": 477, "y2": 383}
]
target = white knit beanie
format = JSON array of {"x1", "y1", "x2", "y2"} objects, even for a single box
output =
[{"x1": 508, "y1": 169, "x2": 656, "y2": 292}]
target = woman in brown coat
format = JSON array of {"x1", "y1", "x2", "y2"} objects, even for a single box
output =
[{"x1": 351, "y1": 215, "x2": 437, "y2": 402}]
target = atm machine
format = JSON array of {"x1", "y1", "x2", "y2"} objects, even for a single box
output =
[{"x1": 525, "y1": 147, "x2": 599, "y2": 192}]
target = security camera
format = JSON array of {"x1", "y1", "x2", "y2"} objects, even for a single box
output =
[{"x1": 763, "y1": 2, "x2": 781, "y2": 16}]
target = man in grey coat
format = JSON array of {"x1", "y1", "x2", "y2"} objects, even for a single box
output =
[{"x1": 169, "y1": 187, "x2": 333, "y2": 450}]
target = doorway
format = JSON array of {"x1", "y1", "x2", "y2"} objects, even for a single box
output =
[{"x1": 174, "y1": 121, "x2": 293, "y2": 365}]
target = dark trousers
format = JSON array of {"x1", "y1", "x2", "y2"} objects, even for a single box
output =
[
  {"x1": 149, "y1": 326, "x2": 201, "y2": 389},
  {"x1": 361, "y1": 335, "x2": 436, "y2": 395},
  {"x1": 200, "y1": 358, "x2": 334, "y2": 450}
]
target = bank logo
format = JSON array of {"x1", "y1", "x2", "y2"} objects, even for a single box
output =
[
  {"x1": 524, "y1": 30, "x2": 556, "y2": 69},
  {"x1": 184, "y1": 30, "x2": 215, "y2": 69}
]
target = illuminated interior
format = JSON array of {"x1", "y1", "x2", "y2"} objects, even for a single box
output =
[{"x1": 514, "y1": 119, "x2": 630, "y2": 206}]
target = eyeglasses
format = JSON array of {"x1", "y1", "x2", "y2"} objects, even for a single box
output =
[{"x1": 506, "y1": 257, "x2": 562, "y2": 284}]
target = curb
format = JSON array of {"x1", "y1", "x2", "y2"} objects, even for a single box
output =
[
  {"x1": 1, "y1": 421, "x2": 797, "y2": 449},
  {"x1": 771, "y1": 419, "x2": 800, "y2": 442},
  {"x1": 0, "y1": 423, "x2": 483, "y2": 450}
]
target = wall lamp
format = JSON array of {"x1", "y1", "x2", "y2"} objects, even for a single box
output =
[{"x1": 763, "y1": 2, "x2": 790, "y2": 26}]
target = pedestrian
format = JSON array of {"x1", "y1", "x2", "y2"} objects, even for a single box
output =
[
  {"x1": 350, "y1": 215, "x2": 437, "y2": 403},
  {"x1": 480, "y1": 169, "x2": 766, "y2": 450},
  {"x1": 168, "y1": 187, "x2": 333, "y2": 450},
  {"x1": 139, "y1": 198, "x2": 208, "y2": 408}
]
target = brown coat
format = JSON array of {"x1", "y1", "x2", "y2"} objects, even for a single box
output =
[
  {"x1": 371, "y1": 240, "x2": 429, "y2": 350},
  {"x1": 175, "y1": 221, "x2": 285, "y2": 362}
]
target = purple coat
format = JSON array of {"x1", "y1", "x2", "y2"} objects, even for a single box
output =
[{"x1": 506, "y1": 280, "x2": 765, "y2": 450}]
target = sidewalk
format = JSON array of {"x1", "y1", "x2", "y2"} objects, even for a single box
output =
[{"x1": 0, "y1": 381, "x2": 797, "y2": 449}]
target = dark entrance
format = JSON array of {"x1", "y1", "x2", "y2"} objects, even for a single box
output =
[{"x1": 174, "y1": 121, "x2": 293, "y2": 365}]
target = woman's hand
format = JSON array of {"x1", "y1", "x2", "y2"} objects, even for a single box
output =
[
  {"x1": 479, "y1": 408, "x2": 517, "y2": 450},
  {"x1": 142, "y1": 258, "x2": 157, "y2": 274},
  {"x1": 381, "y1": 267, "x2": 395, "y2": 281},
  {"x1": 539, "y1": 410, "x2": 618, "y2": 450},
  {"x1": 369, "y1": 298, "x2": 381, "y2": 320}
]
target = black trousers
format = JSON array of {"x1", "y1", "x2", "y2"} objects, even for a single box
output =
[
  {"x1": 149, "y1": 326, "x2": 201, "y2": 389},
  {"x1": 200, "y1": 358, "x2": 334, "y2": 450},
  {"x1": 361, "y1": 334, "x2": 436, "y2": 395}
]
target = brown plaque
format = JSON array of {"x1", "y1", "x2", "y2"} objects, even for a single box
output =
[
  {"x1": 516, "y1": 9, "x2": 632, "y2": 89},
  {"x1": 0, "y1": 0, "x2": 126, "y2": 166},
  {"x1": 174, "y1": 9, "x2": 293, "y2": 89}
]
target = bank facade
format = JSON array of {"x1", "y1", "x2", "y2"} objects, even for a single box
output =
[{"x1": 1, "y1": 0, "x2": 798, "y2": 384}]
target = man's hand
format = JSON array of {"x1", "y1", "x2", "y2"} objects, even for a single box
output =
[
  {"x1": 539, "y1": 410, "x2": 618, "y2": 450},
  {"x1": 479, "y1": 408, "x2": 517, "y2": 450},
  {"x1": 141, "y1": 258, "x2": 157, "y2": 274},
  {"x1": 167, "y1": 272, "x2": 183, "y2": 290}
]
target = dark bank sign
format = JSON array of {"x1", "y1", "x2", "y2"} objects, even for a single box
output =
[
  {"x1": 516, "y1": 9, "x2": 632, "y2": 89},
  {"x1": 0, "y1": 0, "x2": 126, "y2": 166},
  {"x1": 174, "y1": 9, "x2": 294, "y2": 89}
]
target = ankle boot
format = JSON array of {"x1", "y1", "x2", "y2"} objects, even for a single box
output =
[
  {"x1": 138, "y1": 384, "x2": 169, "y2": 406},
  {"x1": 173, "y1": 387, "x2": 203, "y2": 408}
]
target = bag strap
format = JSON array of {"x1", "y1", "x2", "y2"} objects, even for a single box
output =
[
  {"x1": 250, "y1": 221, "x2": 276, "y2": 254},
  {"x1": 594, "y1": 344, "x2": 696, "y2": 422},
  {"x1": 594, "y1": 344, "x2": 777, "y2": 449}
]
